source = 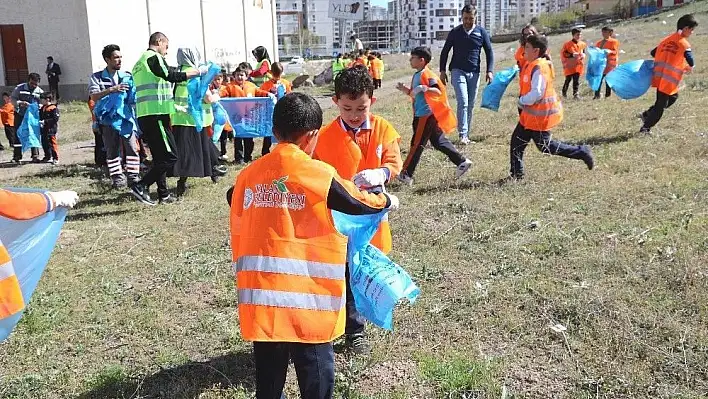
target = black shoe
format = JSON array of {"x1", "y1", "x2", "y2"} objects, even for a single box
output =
[
  {"x1": 31, "y1": 157, "x2": 41, "y2": 164},
  {"x1": 639, "y1": 127, "x2": 652, "y2": 135},
  {"x1": 131, "y1": 184, "x2": 156, "y2": 206},
  {"x1": 213, "y1": 164, "x2": 228, "y2": 176},
  {"x1": 593, "y1": 94, "x2": 601, "y2": 100},
  {"x1": 345, "y1": 333, "x2": 371, "y2": 355},
  {"x1": 234, "y1": 159, "x2": 245, "y2": 166},
  {"x1": 175, "y1": 181, "x2": 187, "y2": 197},
  {"x1": 581, "y1": 145, "x2": 594, "y2": 170},
  {"x1": 0, "y1": 145, "x2": 4, "y2": 150},
  {"x1": 211, "y1": 175, "x2": 220, "y2": 183},
  {"x1": 159, "y1": 195, "x2": 178, "y2": 204}
]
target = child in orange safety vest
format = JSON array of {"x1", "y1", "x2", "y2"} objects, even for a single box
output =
[
  {"x1": 515, "y1": 24, "x2": 539, "y2": 70},
  {"x1": 227, "y1": 92, "x2": 398, "y2": 399},
  {"x1": 510, "y1": 35, "x2": 594, "y2": 180},
  {"x1": 395, "y1": 46, "x2": 472, "y2": 186},
  {"x1": 560, "y1": 28, "x2": 587, "y2": 99},
  {"x1": 0, "y1": 188, "x2": 78, "y2": 336},
  {"x1": 639, "y1": 14, "x2": 697, "y2": 135},
  {"x1": 312, "y1": 66, "x2": 402, "y2": 353},
  {"x1": 594, "y1": 26, "x2": 620, "y2": 99},
  {"x1": 259, "y1": 61, "x2": 292, "y2": 156}
]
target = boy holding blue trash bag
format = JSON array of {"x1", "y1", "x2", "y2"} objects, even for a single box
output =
[
  {"x1": 594, "y1": 26, "x2": 620, "y2": 99},
  {"x1": 561, "y1": 29, "x2": 587, "y2": 99},
  {"x1": 227, "y1": 92, "x2": 399, "y2": 399},
  {"x1": 510, "y1": 35, "x2": 594, "y2": 180},
  {"x1": 639, "y1": 14, "x2": 697, "y2": 135}
]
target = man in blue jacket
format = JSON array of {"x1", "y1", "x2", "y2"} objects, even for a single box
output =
[{"x1": 439, "y1": 5, "x2": 494, "y2": 145}]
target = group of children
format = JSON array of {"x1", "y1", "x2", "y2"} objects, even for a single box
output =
[{"x1": 333, "y1": 49, "x2": 385, "y2": 88}]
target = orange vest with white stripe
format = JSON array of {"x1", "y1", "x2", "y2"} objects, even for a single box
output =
[
  {"x1": 596, "y1": 38, "x2": 620, "y2": 74},
  {"x1": 652, "y1": 32, "x2": 690, "y2": 96},
  {"x1": 0, "y1": 242, "x2": 24, "y2": 321},
  {"x1": 519, "y1": 58, "x2": 563, "y2": 131},
  {"x1": 419, "y1": 68, "x2": 457, "y2": 134},
  {"x1": 314, "y1": 115, "x2": 399, "y2": 254},
  {"x1": 561, "y1": 40, "x2": 587, "y2": 76},
  {"x1": 230, "y1": 143, "x2": 348, "y2": 343}
]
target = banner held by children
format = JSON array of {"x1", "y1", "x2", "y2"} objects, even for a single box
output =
[
  {"x1": 332, "y1": 210, "x2": 420, "y2": 330},
  {"x1": 481, "y1": 65, "x2": 519, "y2": 112},
  {"x1": 220, "y1": 97, "x2": 276, "y2": 138},
  {"x1": 0, "y1": 188, "x2": 68, "y2": 342},
  {"x1": 586, "y1": 46, "x2": 609, "y2": 92},
  {"x1": 605, "y1": 59, "x2": 655, "y2": 100},
  {"x1": 17, "y1": 103, "x2": 41, "y2": 152}
]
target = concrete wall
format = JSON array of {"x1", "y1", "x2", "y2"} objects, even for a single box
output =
[{"x1": 0, "y1": 0, "x2": 92, "y2": 100}]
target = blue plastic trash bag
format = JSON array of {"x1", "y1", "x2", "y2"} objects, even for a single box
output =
[
  {"x1": 0, "y1": 188, "x2": 68, "y2": 342},
  {"x1": 332, "y1": 211, "x2": 420, "y2": 330},
  {"x1": 93, "y1": 76, "x2": 137, "y2": 138},
  {"x1": 276, "y1": 83, "x2": 286, "y2": 100},
  {"x1": 17, "y1": 103, "x2": 41, "y2": 152},
  {"x1": 585, "y1": 46, "x2": 608, "y2": 92},
  {"x1": 220, "y1": 97, "x2": 276, "y2": 138},
  {"x1": 186, "y1": 62, "x2": 222, "y2": 131},
  {"x1": 605, "y1": 59, "x2": 655, "y2": 100},
  {"x1": 211, "y1": 102, "x2": 231, "y2": 144},
  {"x1": 481, "y1": 65, "x2": 519, "y2": 112}
]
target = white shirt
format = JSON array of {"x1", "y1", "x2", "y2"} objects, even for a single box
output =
[
  {"x1": 354, "y1": 39, "x2": 364, "y2": 51},
  {"x1": 519, "y1": 66, "x2": 547, "y2": 106}
]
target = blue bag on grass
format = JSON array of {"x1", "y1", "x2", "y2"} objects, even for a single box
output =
[
  {"x1": 186, "y1": 62, "x2": 222, "y2": 131},
  {"x1": 605, "y1": 59, "x2": 655, "y2": 100},
  {"x1": 0, "y1": 188, "x2": 68, "y2": 342},
  {"x1": 585, "y1": 46, "x2": 608, "y2": 92},
  {"x1": 481, "y1": 66, "x2": 519, "y2": 111},
  {"x1": 17, "y1": 103, "x2": 41, "y2": 152},
  {"x1": 332, "y1": 211, "x2": 420, "y2": 330}
]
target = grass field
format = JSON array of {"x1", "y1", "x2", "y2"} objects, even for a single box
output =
[{"x1": 1, "y1": 3, "x2": 708, "y2": 398}]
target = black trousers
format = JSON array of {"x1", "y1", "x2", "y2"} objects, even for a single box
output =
[
  {"x1": 137, "y1": 114, "x2": 177, "y2": 199},
  {"x1": 94, "y1": 128, "x2": 107, "y2": 167},
  {"x1": 253, "y1": 341, "x2": 334, "y2": 399},
  {"x1": 49, "y1": 79, "x2": 60, "y2": 100},
  {"x1": 509, "y1": 122, "x2": 588, "y2": 178},
  {"x1": 4, "y1": 124, "x2": 19, "y2": 160},
  {"x1": 642, "y1": 89, "x2": 679, "y2": 130},
  {"x1": 345, "y1": 264, "x2": 365, "y2": 335},
  {"x1": 402, "y1": 115, "x2": 465, "y2": 177},
  {"x1": 234, "y1": 137, "x2": 254, "y2": 162},
  {"x1": 594, "y1": 74, "x2": 612, "y2": 98},
  {"x1": 262, "y1": 137, "x2": 272, "y2": 155},
  {"x1": 562, "y1": 73, "x2": 580, "y2": 96},
  {"x1": 13, "y1": 112, "x2": 39, "y2": 160},
  {"x1": 219, "y1": 130, "x2": 231, "y2": 156}
]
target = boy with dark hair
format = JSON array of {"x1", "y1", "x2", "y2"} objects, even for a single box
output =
[
  {"x1": 11, "y1": 72, "x2": 44, "y2": 163},
  {"x1": 39, "y1": 93, "x2": 60, "y2": 164},
  {"x1": 395, "y1": 46, "x2": 472, "y2": 185},
  {"x1": 313, "y1": 65, "x2": 403, "y2": 354},
  {"x1": 228, "y1": 92, "x2": 398, "y2": 399},
  {"x1": 259, "y1": 61, "x2": 292, "y2": 155},
  {"x1": 561, "y1": 28, "x2": 587, "y2": 99},
  {"x1": 594, "y1": 26, "x2": 620, "y2": 99},
  {"x1": 511, "y1": 35, "x2": 594, "y2": 180},
  {"x1": 639, "y1": 14, "x2": 697, "y2": 134},
  {"x1": 1, "y1": 93, "x2": 15, "y2": 153}
]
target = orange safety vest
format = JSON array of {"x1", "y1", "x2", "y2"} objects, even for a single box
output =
[
  {"x1": 0, "y1": 242, "x2": 24, "y2": 321},
  {"x1": 374, "y1": 58, "x2": 385, "y2": 78},
  {"x1": 519, "y1": 58, "x2": 563, "y2": 132},
  {"x1": 260, "y1": 78, "x2": 293, "y2": 94},
  {"x1": 230, "y1": 143, "x2": 348, "y2": 343},
  {"x1": 652, "y1": 32, "x2": 690, "y2": 96},
  {"x1": 418, "y1": 68, "x2": 457, "y2": 134},
  {"x1": 561, "y1": 40, "x2": 587, "y2": 76},
  {"x1": 217, "y1": 85, "x2": 234, "y2": 132},
  {"x1": 596, "y1": 37, "x2": 620, "y2": 74},
  {"x1": 515, "y1": 46, "x2": 527, "y2": 70},
  {"x1": 313, "y1": 115, "x2": 400, "y2": 254}
]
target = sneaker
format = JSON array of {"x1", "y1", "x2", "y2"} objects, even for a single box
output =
[
  {"x1": 459, "y1": 136, "x2": 471, "y2": 145},
  {"x1": 51, "y1": 159, "x2": 58, "y2": 165},
  {"x1": 131, "y1": 184, "x2": 156, "y2": 206},
  {"x1": 455, "y1": 159, "x2": 473, "y2": 179},
  {"x1": 581, "y1": 145, "x2": 594, "y2": 170},
  {"x1": 593, "y1": 94, "x2": 601, "y2": 100},
  {"x1": 639, "y1": 127, "x2": 651, "y2": 135},
  {"x1": 31, "y1": 158, "x2": 41, "y2": 164},
  {"x1": 211, "y1": 175, "x2": 220, "y2": 184},
  {"x1": 10, "y1": 159, "x2": 20, "y2": 165},
  {"x1": 175, "y1": 181, "x2": 187, "y2": 197},
  {"x1": 112, "y1": 180, "x2": 127, "y2": 189},
  {"x1": 159, "y1": 195, "x2": 178, "y2": 205},
  {"x1": 0, "y1": 145, "x2": 4, "y2": 151},
  {"x1": 213, "y1": 164, "x2": 228, "y2": 176},
  {"x1": 41, "y1": 157, "x2": 51, "y2": 163},
  {"x1": 397, "y1": 173, "x2": 413, "y2": 186},
  {"x1": 573, "y1": 94, "x2": 581, "y2": 100},
  {"x1": 345, "y1": 333, "x2": 371, "y2": 355}
]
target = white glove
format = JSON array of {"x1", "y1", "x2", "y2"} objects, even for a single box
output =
[
  {"x1": 386, "y1": 194, "x2": 400, "y2": 211},
  {"x1": 411, "y1": 85, "x2": 428, "y2": 95},
  {"x1": 209, "y1": 93, "x2": 221, "y2": 104},
  {"x1": 39, "y1": 120, "x2": 45, "y2": 128},
  {"x1": 267, "y1": 93, "x2": 277, "y2": 101},
  {"x1": 353, "y1": 168, "x2": 387, "y2": 188},
  {"x1": 198, "y1": 65, "x2": 210, "y2": 76},
  {"x1": 49, "y1": 191, "x2": 79, "y2": 208}
]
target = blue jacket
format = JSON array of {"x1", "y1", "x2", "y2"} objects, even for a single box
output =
[{"x1": 439, "y1": 25, "x2": 494, "y2": 74}]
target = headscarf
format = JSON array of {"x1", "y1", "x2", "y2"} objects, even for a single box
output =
[
  {"x1": 176, "y1": 47, "x2": 202, "y2": 68},
  {"x1": 252, "y1": 46, "x2": 270, "y2": 63}
]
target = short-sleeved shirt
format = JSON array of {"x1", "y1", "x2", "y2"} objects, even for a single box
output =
[{"x1": 412, "y1": 70, "x2": 434, "y2": 117}]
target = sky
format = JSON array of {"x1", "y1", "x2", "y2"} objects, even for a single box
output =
[{"x1": 371, "y1": 0, "x2": 388, "y2": 7}]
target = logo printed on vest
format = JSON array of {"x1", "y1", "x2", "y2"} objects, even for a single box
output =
[{"x1": 252, "y1": 176, "x2": 306, "y2": 210}]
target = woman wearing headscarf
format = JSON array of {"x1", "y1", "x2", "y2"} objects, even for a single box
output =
[
  {"x1": 250, "y1": 46, "x2": 271, "y2": 86},
  {"x1": 169, "y1": 47, "x2": 222, "y2": 197}
]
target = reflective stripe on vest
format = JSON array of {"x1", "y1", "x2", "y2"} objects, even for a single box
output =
[
  {"x1": 171, "y1": 66, "x2": 213, "y2": 127},
  {"x1": 239, "y1": 288, "x2": 345, "y2": 312},
  {"x1": 651, "y1": 33, "x2": 689, "y2": 95},
  {"x1": 234, "y1": 255, "x2": 345, "y2": 280},
  {"x1": 132, "y1": 50, "x2": 174, "y2": 117},
  {"x1": 653, "y1": 60, "x2": 684, "y2": 85},
  {"x1": 520, "y1": 60, "x2": 563, "y2": 131}
]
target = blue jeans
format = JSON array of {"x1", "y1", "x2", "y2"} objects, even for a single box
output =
[{"x1": 450, "y1": 69, "x2": 481, "y2": 138}]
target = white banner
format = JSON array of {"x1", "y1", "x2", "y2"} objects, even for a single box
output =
[{"x1": 328, "y1": 0, "x2": 364, "y2": 20}]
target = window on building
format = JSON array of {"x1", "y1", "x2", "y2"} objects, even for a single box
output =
[
  {"x1": 438, "y1": 3, "x2": 443, "y2": 7},
  {"x1": 439, "y1": 24, "x2": 443, "y2": 29},
  {"x1": 421, "y1": 32, "x2": 427, "y2": 37},
  {"x1": 291, "y1": 3, "x2": 296, "y2": 9}
]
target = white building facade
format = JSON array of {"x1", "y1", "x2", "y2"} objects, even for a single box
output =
[{"x1": 0, "y1": 0, "x2": 278, "y2": 100}]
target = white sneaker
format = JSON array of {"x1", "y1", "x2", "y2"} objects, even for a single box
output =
[
  {"x1": 397, "y1": 173, "x2": 413, "y2": 186},
  {"x1": 219, "y1": 155, "x2": 229, "y2": 161},
  {"x1": 455, "y1": 159, "x2": 472, "y2": 179},
  {"x1": 459, "y1": 137, "x2": 471, "y2": 145}
]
